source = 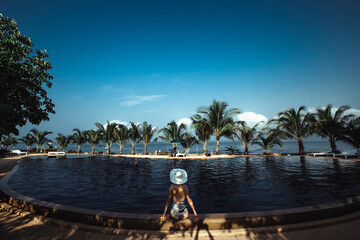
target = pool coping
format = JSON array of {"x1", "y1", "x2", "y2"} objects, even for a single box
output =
[{"x1": 1, "y1": 156, "x2": 360, "y2": 231}]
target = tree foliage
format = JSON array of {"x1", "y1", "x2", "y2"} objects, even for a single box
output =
[
  {"x1": 28, "y1": 128, "x2": 52, "y2": 152},
  {"x1": 191, "y1": 115, "x2": 213, "y2": 154},
  {"x1": 270, "y1": 106, "x2": 314, "y2": 154},
  {"x1": 234, "y1": 121, "x2": 261, "y2": 155},
  {"x1": 159, "y1": 121, "x2": 187, "y2": 145},
  {"x1": 114, "y1": 124, "x2": 129, "y2": 154},
  {"x1": 71, "y1": 128, "x2": 87, "y2": 153},
  {"x1": 18, "y1": 133, "x2": 35, "y2": 150},
  {"x1": 194, "y1": 100, "x2": 240, "y2": 154},
  {"x1": 313, "y1": 104, "x2": 352, "y2": 153},
  {"x1": 140, "y1": 121, "x2": 156, "y2": 154},
  {"x1": 95, "y1": 121, "x2": 117, "y2": 154},
  {"x1": 253, "y1": 132, "x2": 283, "y2": 155},
  {"x1": 342, "y1": 117, "x2": 360, "y2": 150},
  {"x1": 128, "y1": 122, "x2": 141, "y2": 155},
  {"x1": 54, "y1": 133, "x2": 71, "y2": 151},
  {"x1": 181, "y1": 132, "x2": 199, "y2": 154},
  {"x1": 0, "y1": 14, "x2": 55, "y2": 137}
]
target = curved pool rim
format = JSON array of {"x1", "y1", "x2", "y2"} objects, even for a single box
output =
[{"x1": 1, "y1": 156, "x2": 360, "y2": 231}]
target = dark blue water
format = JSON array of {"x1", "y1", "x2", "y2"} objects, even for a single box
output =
[{"x1": 7, "y1": 155, "x2": 360, "y2": 214}]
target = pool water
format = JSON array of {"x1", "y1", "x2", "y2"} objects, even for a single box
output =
[{"x1": 7, "y1": 156, "x2": 360, "y2": 214}]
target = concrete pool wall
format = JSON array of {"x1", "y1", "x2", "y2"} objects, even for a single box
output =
[{"x1": 1, "y1": 156, "x2": 360, "y2": 231}]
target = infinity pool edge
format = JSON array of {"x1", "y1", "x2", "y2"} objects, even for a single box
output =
[{"x1": 1, "y1": 156, "x2": 360, "y2": 230}]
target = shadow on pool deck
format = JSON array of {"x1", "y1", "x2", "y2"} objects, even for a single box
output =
[{"x1": 2, "y1": 204, "x2": 360, "y2": 240}]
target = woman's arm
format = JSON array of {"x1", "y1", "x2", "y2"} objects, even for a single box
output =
[
  {"x1": 160, "y1": 185, "x2": 173, "y2": 221},
  {"x1": 185, "y1": 185, "x2": 199, "y2": 221}
]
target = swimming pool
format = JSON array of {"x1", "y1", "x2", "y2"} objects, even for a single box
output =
[{"x1": 6, "y1": 155, "x2": 360, "y2": 214}]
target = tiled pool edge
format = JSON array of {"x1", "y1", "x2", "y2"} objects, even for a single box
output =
[{"x1": 1, "y1": 159, "x2": 360, "y2": 231}]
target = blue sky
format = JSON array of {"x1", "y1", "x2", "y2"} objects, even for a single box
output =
[{"x1": 2, "y1": 0, "x2": 360, "y2": 137}]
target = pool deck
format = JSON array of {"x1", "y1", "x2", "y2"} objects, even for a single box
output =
[{"x1": 1, "y1": 155, "x2": 360, "y2": 239}]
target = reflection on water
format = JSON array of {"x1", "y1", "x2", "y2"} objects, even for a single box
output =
[{"x1": 8, "y1": 156, "x2": 360, "y2": 214}]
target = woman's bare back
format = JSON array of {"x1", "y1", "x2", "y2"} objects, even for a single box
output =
[{"x1": 171, "y1": 184, "x2": 187, "y2": 203}]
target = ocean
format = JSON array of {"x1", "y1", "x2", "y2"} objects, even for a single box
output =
[{"x1": 12, "y1": 139, "x2": 354, "y2": 155}]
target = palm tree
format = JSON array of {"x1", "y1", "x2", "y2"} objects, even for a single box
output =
[
  {"x1": 85, "y1": 130, "x2": 101, "y2": 155},
  {"x1": 95, "y1": 121, "x2": 118, "y2": 154},
  {"x1": 28, "y1": 129, "x2": 52, "y2": 152},
  {"x1": 114, "y1": 124, "x2": 129, "y2": 154},
  {"x1": 158, "y1": 121, "x2": 187, "y2": 148},
  {"x1": 140, "y1": 121, "x2": 157, "y2": 154},
  {"x1": 313, "y1": 104, "x2": 353, "y2": 153},
  {"x1": 181, "y1": 132, "x2": 199, "y2": 154},
  {"x1": 253, "y1": 132, "x2": 283, "y2": 155},
  {"x1": 54, "y1": 133, "x2": 70, "y2": 151},
  {"x1": 43, "y1": 143, "x2": 56, "y2": 151},
  {"x1": 18, "y1": 134, "x2": 35, "y2": 151},
  {"x1": 2, "y1": 134, "x2": 18, "y2": 150},
  {"x1": 191, "y1": 115, "x2": 213, "y2": 155},
  {"x1": 234, "y1": 121, "x2": 261, "y2": 155},
  {"x1": 194, "y1": 100, "x2": 240, "y2": 154},
  {"x1": 342, "y1": 117, "x2": 360, "y2": 151},
  {"x1": 71, "y1": 128, "x2": 87, "y2": 154},
  {"x1": 269, "y1": 106, "x2": 314, "y2": 155},
  {"x1": 128, "y1": 122, "x2": 141, "y2": 155}
]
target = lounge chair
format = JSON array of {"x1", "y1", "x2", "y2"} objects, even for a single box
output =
[
  {"x1": 333, "y1": 150, "x2": 360, "y2": 159},
  {"x1": 308, "y1": 152, "x2": 332, "y2": 157},
  {"x1": 176, "y1": 151, "x2": 187, "y2": 157},
  {"x1": 48, "y1": 151, "x2": 66, "y2": 157},
  {"x1": 10, "y1": 150, "x2": 28, "y2": 156}
]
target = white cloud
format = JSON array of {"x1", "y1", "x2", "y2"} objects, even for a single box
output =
[
  {"x1": 344, "y1": 108, "x2": 360, "y2": 116},
  {"x1": 104, "y1": 120, "x2": 128, "y2": 128},
  {"x1": 236, "y1": 112, "x2": 268, "y2": 128},
  {"x1": 177, "y1": 118, "x2": 192, "y2": 127},
  {"x1": 120, "y1": 95, "x2": 165, "y2": 106}
]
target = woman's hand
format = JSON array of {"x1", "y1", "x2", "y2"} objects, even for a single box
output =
[
  {"x1": 193, "y1": 214, "x2": 199, "y2": 222},
  {"x1": 160, "y1": 214, "x2": 167, "y2": 221}
]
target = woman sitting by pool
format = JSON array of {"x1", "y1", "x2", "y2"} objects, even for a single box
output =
[{"x1": 160, "y1": 169, "x2": 199, "y2": 221}]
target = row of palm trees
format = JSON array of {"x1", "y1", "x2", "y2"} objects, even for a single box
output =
[{"x1": 1, "y1": 100, "x2": 359, "y2": 155}]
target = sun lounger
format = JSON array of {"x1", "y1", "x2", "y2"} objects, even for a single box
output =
[
  {"x1": 333, "y1": 150, "x2": 359, "y2": 159},
  {"x1": 176, "y1": 151, "x2": 187, "y2": 157},
  {"x1": 308, "y1": 152, "x2": 332, "y2": 157},
  {"x1": 10, "y1": 150, "x2": 28, "y2": 156},
  {"x1": 48, "y1": 151, "x2": 66, "y2": 156}
]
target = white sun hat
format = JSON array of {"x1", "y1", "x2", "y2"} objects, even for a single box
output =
[{"x1": 170, "y1": 168, "x2": 188, "y2": 185}]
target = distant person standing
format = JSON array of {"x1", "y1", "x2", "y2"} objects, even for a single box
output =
[{"x1": 160, "y1": 169, "x2": 198, "y2": 221}]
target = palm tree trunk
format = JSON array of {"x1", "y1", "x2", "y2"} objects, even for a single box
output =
[
  {"x1": 144, "y1": 142, "x2": 147, "y2": 155},
  {"x1": 132, "y1": 143, "x2": 135, "y2": 155},
  {"x1": 91, "y1": 145, "x2": 95, "y2": 155},
  {"x1": 107, "y1": 143, "x2": 111, "y2": 154},
  {"x1": 330, "y1": 138, "x2": 338, "y2": 153},
  {"x1": 77, "y1": 145, "x2": 81, "y2": 154},
  {"x1": 216, "y1": 136, "x2": 220, "y2": 155},
  {"x1": 36, "y1": 144, "x2": 39, "y2": 152},
  {"x1": 244, "y1": 143, "x2": 249, "y2": 155},
  {"x1": 297, "y1": 140, "x2": 305, "y2": 155},
  {"x1": 120, "y1": 143, "x2": 123, "y2": 154},
  {"x1": 203, "y1": 141, "x2": 208, "y2": 154}
]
